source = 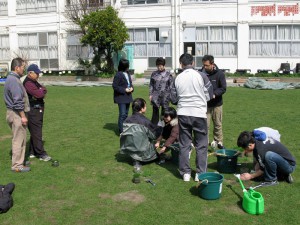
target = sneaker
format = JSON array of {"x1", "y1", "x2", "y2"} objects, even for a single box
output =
[
  {"x1": 24, "y1": 161, "x2": 31, "y2": 166},
  {"x1": 195, "y1": 173, "x2": 200, "y2": 182},
  {"x1": 157, "y1": 159, "x2": 166, "y2": 165},
  {"x1": 210, "y1": 140, "x2": 217, "y2": 149},
  {"x1": 11, "y1": 166, "x2": 31, "y2": 173},
  {"x1": 183, "y1": 173, "x2": 191, "y2": 182},
  {"x1": 133, "y1": 160, "x2": 142, "y2": 173},
  {"x1": 286, "y1": 174, "x2": 294, "y2": 184},
  {"x1": 29, "y1": 154, "x2": 35, "y2": 158},
  {"x1": 217, "y1": 142, "x2": 225, "y2": 149},
  {"x1": 259, "y1": 180, "x2": 279, "y2": 187},
  {"x1": 39, "y1": 155, "x2": 52, "y2": 162}
]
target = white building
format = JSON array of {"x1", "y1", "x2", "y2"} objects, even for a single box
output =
[{"x1": 0, "y1": 0, "x2": 300, "y2": 75}]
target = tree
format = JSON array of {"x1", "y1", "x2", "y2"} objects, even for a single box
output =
[{"x1": 79, "y1": 6, "x2": 129, "y2": 73}]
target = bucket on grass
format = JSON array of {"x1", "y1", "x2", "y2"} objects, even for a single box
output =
[
  {"x1": 197, "y1": 172, "x2": 224, "y2": 200},
  {"x1": 242, "y1": 189, "x2": 264, "y2": 215},
  {"x1": 215, "y1": 149, "x2": 238, "y2": 173}
]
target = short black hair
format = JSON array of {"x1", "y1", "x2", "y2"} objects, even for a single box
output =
[
  {"x1": 179, "y1": 53, "x2": 193, "y2": 66},
  {"x1": 202, "y1": 55, "x2": 214, "y2": 64},
  {"x1": 163, "y1": 107, "x2": 177, "y2": 120},
  {"x1": 237, "y1": 131, "x2": 255, "y2": 148},
  {"x1": 11, "y1": 58, "x2": 24, "y2": 71},
  {"x1": 132, "y1": 98, "x2": 146, "y2": 113},
  {"x1": 156, "y1": 57, "x2": 166, "y2": 66},
  {"x1": 118, "y1": 58, "x2": 129, "y2": 72}
]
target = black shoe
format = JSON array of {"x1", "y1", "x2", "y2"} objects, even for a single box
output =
[
  {"x1": 217, "y1": 142, "x2": 225, "y2": 149},
  {"x1": 286, "y1": 174, "x2": 294, "y2": 184},
  {"x1": 259, "y1": 180, "x2": 279, "y2": 187}
]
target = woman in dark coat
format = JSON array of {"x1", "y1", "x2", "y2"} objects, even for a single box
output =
[
  {"x1": 149, "y1": 57, "x2": 174, "y2": 125},
  {"x1": 112, "y1": 59, "x2": 134, "y2": 134}
]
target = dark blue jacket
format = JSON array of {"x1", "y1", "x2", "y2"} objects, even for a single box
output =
[
  {"x1": 112, "y1": 71, "x2": 134, "y2": 104},
  {"x1": 200, "y1": 65, "x2": 226, "y2": 108}
]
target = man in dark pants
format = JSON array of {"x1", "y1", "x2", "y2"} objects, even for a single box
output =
[
  {"x1": 170, "y1": 53, "x2": 213, "y2": 182},
  {"x1": 23, "y1": 64, "x2": 51, "y2": 161}
]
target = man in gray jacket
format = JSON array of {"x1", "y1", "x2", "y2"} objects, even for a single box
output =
[
  {"x1": 171, "y1": 53, "x2": 213, "y2": 181},
  {"x1": 4, "y1": 58, "x2": 30, "y2": 172}
]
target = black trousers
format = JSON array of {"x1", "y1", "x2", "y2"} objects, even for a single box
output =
[
  {"x1": 151, "y1": 105, "x2": 166, "y2": 125},
  {"x1": 27, "y1": 108, "x2": 47, "y2": 157}
]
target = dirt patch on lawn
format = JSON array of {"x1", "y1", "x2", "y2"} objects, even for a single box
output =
[{"x1": 99, "y1": 190, "x2": 145, "y2": 204}]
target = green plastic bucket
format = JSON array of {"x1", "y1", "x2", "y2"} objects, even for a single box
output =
[
  {"x1": 197, "y1": 172, "x2": 224, "y2": 200},
  {"x1": 215, "y1": 149, "x2": 238, "y2": 173}
]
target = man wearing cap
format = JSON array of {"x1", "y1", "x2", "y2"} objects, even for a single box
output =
[
  {"x1": 23, "y1": 64, "x2": 52, "y2": 161},
  {"x1": 4, "y1": 57, "x2": 30, "y2": 172}
]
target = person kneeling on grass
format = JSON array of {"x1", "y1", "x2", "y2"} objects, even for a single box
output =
[
  {"x1": 237, "y1": 131, "x2": 296, "y2": 187},
  {"x1": 155, "y1": 107, "x2": 179, "y2": 164},
  {"x1": 120, "y1": 98, "x2": 161, "y2": 170}
]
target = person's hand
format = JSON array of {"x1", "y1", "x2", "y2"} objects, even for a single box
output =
[
  {"x1": 159, "y1": 147, "x2": 166, "y2": 154},
  {"x1": 240, "y1": 173, "x2": 252, "y2": 181},
  {"x1": 149, "y1": 95, "x2": 152, "y2": 102},
  {"x1": 21, "y1": 116, "x2": 28, "y2": 126},
  {"x1": 155, "y1": 142, "x2": 160, "y2": 149},
  {"x1": 129, "y1": 87, "x2": 133, "y2": 92},
  {"x1": 125, "y1": 87, "x2": 131, "y2": 93}
]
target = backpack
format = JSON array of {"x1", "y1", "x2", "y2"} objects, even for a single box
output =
[{"x1": 0, "y1": 183, "x2": 15, "y2": 214}]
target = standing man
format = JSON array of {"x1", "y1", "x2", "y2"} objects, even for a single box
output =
[
  {"x1": 171, "y1": 53, "x2": 213, "y2": 181},
  {"x1": 4, "y1": 58, "x2": 30, "y2": 172},
  {"x1": 200, "y1": 55, "x2": 227, "y2": 149},
  {"x1": 23, "y1": 64, "x2": 52, "y2": 161}
]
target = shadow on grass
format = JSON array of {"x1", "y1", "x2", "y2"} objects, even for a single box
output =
[
  {"x1": 103, "y1": 123, "x2": 119, "y2": 136},
  {"x1": 227, "y1": 184, "x2": 243, "y2": 209},
  {"x1": 114, "y1": 152, "x2": 132, "y2": 165},
  {"x1": 156, "y1": 161, "x2": 182, "y2": 180}
]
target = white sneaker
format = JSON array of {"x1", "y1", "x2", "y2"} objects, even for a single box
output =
[
  {"x1": 210, "y1": 140, "x2": 217, "y2": 149},
  {"x1": 183, "y1": 173, "x2": 191, "y2": 182},
  {"x1": 195, "y1": 173, "x2": 199, "y2": 182}
]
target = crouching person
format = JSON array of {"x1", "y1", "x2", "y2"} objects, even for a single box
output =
[
  {"x1": 120, "y1": 98, "x2": 161, "y2": 170},
  {"x1": 155, "y1": 107, "x2": 179, "y2": 164},
  {"x1": 237, "y1": 131, "x2": 296, "y2": 187}
]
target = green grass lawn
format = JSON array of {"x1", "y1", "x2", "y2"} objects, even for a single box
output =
[{"x1": 0, "y1": 85, "x2": 299, "y2": 225}]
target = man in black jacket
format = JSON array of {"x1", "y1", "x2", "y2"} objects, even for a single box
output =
[{"x1": 200, "y1": 55, "x2": 227, "y2": 149}]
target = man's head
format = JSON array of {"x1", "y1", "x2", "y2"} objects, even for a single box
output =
[
  {"x1": 132, "y1": 98, "x2": 147, "y2": 114},
  {"x1": 237, "y1": 131, "x2": 255, "y2": 154},
  {"x1": 27, "y1": 64, "x2": 42, "y2": 81},
  {"x1": 179, "y1": 53, "x2": 194, "y2": 68},
  {"x1": 11, "y1": 58, "x2": 25, "y2": 76},
  {"x1": 202, "y1": 55, "x2": 215, "y2": 74}
]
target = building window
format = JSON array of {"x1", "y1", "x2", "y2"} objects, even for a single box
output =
[
  {"x1": 249, "y1": 25, "x2": 300, "y2": 56},
  {"x1": 0, "y1": 0, "x2": 8, "y2": 16},
  {"x1": 195, "y1": 26, "x2": 237, "y2": 56},
  {"x1": 127, "y1": 0, "x2": 170, "y2": 5},
  {"x1": 126, "y1": 28, "x2": 171, "y2": 58},
  {"x1": 0, "y1": 35, "x2": 10, "y2": 60},
  {"x1": 17, "y1": 0, "x2": 56, "y2": 14},
  {"x1": 18, "y1": 32, "x2": 58, "y2": 69},
  {"x1": 66, "y1": 32, "x2": 93, "y2": 59}
]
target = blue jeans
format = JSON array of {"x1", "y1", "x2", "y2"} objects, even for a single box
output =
[
  {"x1": 118, "y1": 103, "x2": 130, "y2": 134},
  {"x1": 264, "y1": 151, "x2": 296, "y2": 181}
]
